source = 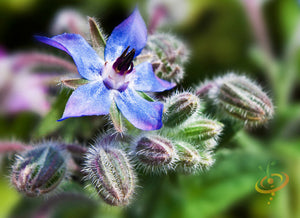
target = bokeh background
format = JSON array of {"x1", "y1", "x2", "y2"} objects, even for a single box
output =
[{"x1": 0, "y1": 0, "x2": 300, "y2": 217}]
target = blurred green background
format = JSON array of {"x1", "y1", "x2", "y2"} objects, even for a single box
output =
[{"x1": 0, "y1": 0, "x2": 300, "y2": 217}]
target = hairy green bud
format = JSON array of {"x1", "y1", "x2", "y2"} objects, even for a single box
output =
[
  {"x1": 163, "y1": 92, "x2": 199, "y2": 127},
  {"x1": 197, "y1": 73, "x2": 274, "y2": 126},
  {"x1": 193, "y1": 138, "x2": 219, "y2": 151},
  {"x1": 11, "y1": 143, "x2": 67, "y2": 197},
  {"x1": 178, "y1": 118, "x2": 223, "y2": 142},
  {"x1": 174, "y1": 141, "x2": 202, "y2": 174},
  {"x1": 198, "y1": 150, "x2": 215, "y2": 170},
  {"x1": 132, "y1": 135, "x2": 177, "y2": 173},
  {"x1": 83, "y1": 140, "x2": 136, "y2": 206}
]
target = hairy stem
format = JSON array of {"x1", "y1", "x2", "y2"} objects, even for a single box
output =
[{"x1": 12, "y1": 53, "x2": 77, "y2": 73}]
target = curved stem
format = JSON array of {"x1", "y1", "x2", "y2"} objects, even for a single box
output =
[
  {"x1": 0, "y1": 142, "x2": 31, "y2": 153},
  {"x1": 242, "y1": 0, "x2": 273, "y2": 58},
  {"x1": 12, "y1": 53, "x2": 77, "y2": 73},
  {"x1": 148, "y1": 6, "x2": 168, "y2": 34}
]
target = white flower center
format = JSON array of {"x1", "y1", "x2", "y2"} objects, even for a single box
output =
[{"x1": 102, "y1": 62, "x2": 134, "y2": 91}]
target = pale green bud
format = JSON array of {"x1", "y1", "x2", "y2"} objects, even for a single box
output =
[
  {"x1": 198, "y1": 150, "x2": 215, "y2": 170},
  {"x1": 174, "y1": 141, "x2": 202, "y2": 174},
  {"x1": 178, "y1": 118, "x2": 223, "y2": 142},
  {"x1": 163, "y1": 92, "x2": 199, "y2": 127}
]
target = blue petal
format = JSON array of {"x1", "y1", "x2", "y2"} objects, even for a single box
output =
[
  {"x1": 131, "y1": 62, "x2": 176, "y2": 92},
  {"x1": 35, "y1": 34, "x2": 104, "y2": 80},
  {"x1": 104, "y1": 8, "x2": 147, "y2": 62},
  {"x1": 58, "y1": 81, "x2": 112, "y2": 121},
  {"x1": 115, "y1": 88, "x2": 163, "y2": 130}
]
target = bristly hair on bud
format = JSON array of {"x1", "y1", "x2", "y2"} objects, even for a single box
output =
[
  {"x1": 198, "y1": 150, "x2": 215, "y2": 170},
  {"x1": 174, "y1": 141, "x2": 202, "y2": 174},
  {"x1": 131, "y1": 134, "x2": 177, "y2": 174},
  {"x1": 163, "y1": 91, "x2": 200, "y2": 127},
  {"x1": 138, "y1": 33, "x2": 189, "y2": 83},
  {"x1": 11, "y1": 141, "x2": 67, "y2": 197},
  {"x1": 177, "y1": 116, "x2": 224, "y2": 143},
  {"x1": 196, "y1": 73, "x2": 274, "y2": 126},
  {"x1": 83, "y1": 136, "x2": 136, "y2": 206}
]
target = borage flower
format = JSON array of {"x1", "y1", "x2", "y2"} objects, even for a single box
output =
[{"x1": 36, "y1": 8, "x2": 175, "y2": 130}]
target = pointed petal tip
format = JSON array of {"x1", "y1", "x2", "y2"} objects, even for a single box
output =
[
  {"x1": 104, "y1": 7, "x2": 147, "y2": 61},
  {"x1": 57, "y1": 117, "x2": 67, "y2": 122},
  {"x1": 57, "y1": 114, "x2": 94, "y2": 122},
  {"x1": 170, "y1": 82, "x2": 177, "y2": 89},
  {"x1": 35, "y1": 33, "x2": 104, "y2": 80},
  {"x1": 34, "y1": 35, "x2": 43, "y2": 40}
]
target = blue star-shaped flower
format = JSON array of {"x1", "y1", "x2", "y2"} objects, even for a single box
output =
[{"x1": 35, "y1": 8, "x2": 175, "y2": 130}]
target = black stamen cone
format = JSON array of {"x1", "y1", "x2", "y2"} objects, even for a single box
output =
[{"x1": 113, "y1": 46, "x2": 136, "y2": 74}]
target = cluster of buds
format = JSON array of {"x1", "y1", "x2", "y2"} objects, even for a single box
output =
[
  {"x1": 128, "y1": 91, "x2": 223, "y2": 174},
  {"x1": 2, "y1": 8, "x2": 276, "y2": 211},
  {"x1": 80, "y1": 92, "x2": 224, "y2": 204},
  {"x1": 138, "y1": 33, "x2": 189, "y2": 84},
  {"x1": 6, "y1": 76, "x2": 273, "y2": 207},
  {"x1": 196, "y1": 73, "x2": 274, "y2": 127},
  {"x1": 10, "y1": 142, "x2": 68, "y2": 197}
]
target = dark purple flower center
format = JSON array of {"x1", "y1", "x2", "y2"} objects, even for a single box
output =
[{"x1": 112, "y1": 46, "x2": 135, "y2": 75}]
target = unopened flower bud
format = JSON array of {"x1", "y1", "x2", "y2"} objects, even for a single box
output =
[
  {"x1": 198, "y1": 138, "x2": 218, "y2": 150},
  {"x1": 191, "y1": 138, "x2": 219, "y2": 151},
  {"x1": 179, "y1": 118, "x2": 223, "y2": 142},
  {"x1": 163, "y1": 92, "x2": 199, "y2": 127},
  {"x1": 83, "y1": 142, "x2": 136, "y2": 206},
  {"x1": 198, "y1": 150, "x2": 215, "y2": 170},
  {"x1": 11, "y1": 143, "x2": 67, "y2": 197},
  {"x1": 174, "y1": 141, "x2": 202, "y2": 174},
  {"x1": 197, "y1": 73, "x2": 274, "y2": 126},
  {"x1": 132, "y1": 135, "x2": 176, "y2": 173},
  {"x1": 140, "y1": 33, "x2": 189, "y2": 83}
]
